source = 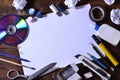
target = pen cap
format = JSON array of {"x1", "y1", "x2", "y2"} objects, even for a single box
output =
[
  {"x1": 75, "y1": 54, "x2": 81, "y2": 58},
  {"x1": 92, "y1": 34, "x2": 101, "y2": 44}
]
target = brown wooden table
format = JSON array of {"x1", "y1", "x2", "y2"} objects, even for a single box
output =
[{"x1": 0, "y1": 0, "x2": 120, "y2": 80}]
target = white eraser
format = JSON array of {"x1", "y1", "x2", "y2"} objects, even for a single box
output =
[{"x1": 84, "y1": 72, "x2": 93, "y2": 79}]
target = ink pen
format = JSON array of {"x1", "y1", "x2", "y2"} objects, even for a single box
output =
[
  {"x1": 87, "y1": 53, "x2": 108, "y2": 70},
  {"x1": 89, "y1": 43, "x2": 114, "y2": 71},
  {"x1": 89, "y1": 43, "x2": 105, "y2": 58},
  {"x1": 0, "y1": 52, "x2": 30, "y2": 62},
  {"x1": 92, "y1": 34, "x2": 119, "y2": 67},
  {"x1": 75, "y1": 54, "x2": 111, "y2": 80}
]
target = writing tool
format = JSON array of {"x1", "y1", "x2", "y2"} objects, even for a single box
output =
[
  {"x1": 0, "y1": 57, "x2": 35, "y2": 70},
  {"x1": 75, "y1": 54, "x2": 111, "y2": 80},
  {"x1": 89, "y1": 43, "x2": 105, "y2": 58},
  {"x1": 0, "y1": 52, "x2": 30, "y2": 62},
  {"x1": 89, "y1": 43, "x2": 114, "y2": 71},
  {"x1": 92, "y1": 34, "x2": 119, "y2": 67},
  {"x1": 87, "y1": 53, "x2": 107, "y2": 70}
]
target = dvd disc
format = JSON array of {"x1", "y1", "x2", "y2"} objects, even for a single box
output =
[{"x1": 0, "y1": 14, "x2": 29, "y2": 45}]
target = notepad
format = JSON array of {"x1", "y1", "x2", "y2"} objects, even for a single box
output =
[{"x1": 19, "y1": 4, "x2": 99, "y2": 75}]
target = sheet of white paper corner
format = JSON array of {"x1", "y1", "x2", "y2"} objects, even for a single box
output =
[{"x1": 19, "y1": 4, "x2": 99, "y2": 75}]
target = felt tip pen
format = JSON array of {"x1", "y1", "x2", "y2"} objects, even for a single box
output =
[
  {"x1": 92, "y1": 34, "x2": 119, "y2": 67},
  {"x1": 87, "y1": 53, "x2": 107, "y2": 70},
  {"x1": 0, "y1": 52, "x2": 30, "y2": 62}
]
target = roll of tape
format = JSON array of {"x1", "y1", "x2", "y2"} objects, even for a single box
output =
[{"x1": 89, "y1": 6, "x2": 105, "y2": 22}]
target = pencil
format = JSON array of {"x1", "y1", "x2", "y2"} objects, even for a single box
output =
[
  {"x1": 0, "y1": 58, "x2": 35, "y2": 70},
  {"x1": 89, "y1": 43, "x2": 114, "y2": 71},
  {"x1": 89, "y1": 43, "x2": 105, "y2": 58},
  {"x1": 87, "y1": 53, "x2": 108, "y2": 70}
]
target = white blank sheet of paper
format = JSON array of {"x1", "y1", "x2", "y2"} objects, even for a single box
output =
[{"x1": 19, "y1": 4, "x2": 99, "y2": 75}]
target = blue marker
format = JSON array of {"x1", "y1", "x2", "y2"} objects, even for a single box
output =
[
  {"x1": 0, "y1": 52, "x2": 30, "y2": 62},
  {"x1": 87, "y1": 53, "x2": 107, "y2": 70}
]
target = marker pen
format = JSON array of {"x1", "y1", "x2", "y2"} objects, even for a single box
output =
[{"x1": 92, "y1": 34, "x2": 119, "y2": 67}]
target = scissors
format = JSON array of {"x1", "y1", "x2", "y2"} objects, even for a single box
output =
[{"x1": 7, "y1": 62, "x2": 56, "y2": 80}]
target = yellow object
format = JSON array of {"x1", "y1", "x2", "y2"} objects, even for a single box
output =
[{"x1": 99, "y1": 43, "x2": 119, "y2": 66}]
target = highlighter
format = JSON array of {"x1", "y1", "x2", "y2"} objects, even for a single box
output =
[{"x1": 92, "y1": 34, "x2": 119, "y2": 67}]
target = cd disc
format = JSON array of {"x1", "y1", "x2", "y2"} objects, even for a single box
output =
[{"x1": 0, "y1": 14, "x2": 29, "y2": 45}]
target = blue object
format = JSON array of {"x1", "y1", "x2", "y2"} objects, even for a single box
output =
[
  {"x1": 94, "y1": 24, "x2": 100, "y2": 31},
  {"x1": 88, "y1": 53, "x2": 107, "y2": 70},
  {"x1": 28, "y1": 8, "x2": 35, "y2": 15},
  {"x1": 36, "y1": 11, "x2": 42, "y2": 18},
  {"x1": 0, "y1": 52, "x2": 30, "y2": 62}
]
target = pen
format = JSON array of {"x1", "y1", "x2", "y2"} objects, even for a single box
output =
[
  {"x1": 0, "y1": 52, "x2": 30, "y2": 62},
  {"x1": 89, "y1": 43, "x2": 105, "y2": 58},
  {"x1": 92, "y1": 34, "x2": 119, "y2": 67},
  {"x1": 75, "y1": 54, "x2": 111, "y2": 80},
  {"x1": 87, "y1": 53, "x2": 107, "y2": 70},
  {"x1": 89, "y1": 43, "x2": 114, "y2": 71}
]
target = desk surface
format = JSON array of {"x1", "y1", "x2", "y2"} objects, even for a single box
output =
[{"x1": 0, "y1": 0, "x2": 120, "y2": 80}]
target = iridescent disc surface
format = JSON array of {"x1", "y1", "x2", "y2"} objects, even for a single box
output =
[{"x1": 0, "y1": 14, "x2": 29, "y2": 45}]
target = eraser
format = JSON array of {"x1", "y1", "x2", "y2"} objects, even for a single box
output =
[{"x1": 84, "y1": 72, "x2": 93, "y2": 79}]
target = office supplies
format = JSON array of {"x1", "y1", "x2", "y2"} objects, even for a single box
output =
[
  {"x1": 89, "y1": 43, "x2": 105, "y2": 57},
  {"x1": 89, "y1": 43, "x2": 114, "y2": 71},
  {"x1": 92, "y1": 34, "x2": 119, "y2": 67},
  {"x1": 28, "y1": 62, "x2": 56, "y2": 80},
  {"x1": 0, "y1": 52, "x2": 30, "y2": 62},
  {"x1": 35, "y1": 11, "x2": 42, "y2": 18},
  {"x1": 110, "y1": 9, "x2": 120, "y2": 25},
  {"x1": 89, "y1": 6, "x2": 105, "y2": 22},
  {"x1": 0, "y1": 14, "x2": 29, "y2": 45},
  {"x1": 75, "y1": 54, "x2": 111, "y2": 80},
  {"x1": 64, "y1": 0, "x2": 80, "y2": 8},
  {"x1": 7, "y1": 62, "x2": 56, "y2": 80},
  {"x1": 57, "y1": 63, "x2": 82, "y2": 80},
  {"x1": 12, "y1": 0, "x2": 27, "y2": 10},
  {"x1": 0, "y1": 57, "x2": 35, "y2": 70},
  {"x1": 7, "y1": 69, "x2": 28, "y2": 79},
  {"x1": 28, "y1": 8, "x2": 36, "y2": 15},
  {"x1": 83, "y1": 72, "x2": 93, "y2": 79},
  {"x1": 55, "y1": 3, "x2": 65, "y2": 12},
  {"x1": 40, "y1": 67, "x2": 59, "y2": 77},
  {"x1": 87, "y1": 53, "x2": 107, "y2": 70},
  {"x1": 104, "y1": 0, "x2": 115, "y2": 5},
  {"x1": 97, "y1": 24, "x2": 120, "y2": 46},
  {"x1": 49, "y1": 4, "x2": 59, "y2": 14},
  {"x1": 19, "y1": 4, "x2": 99, "y2": 75}
]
